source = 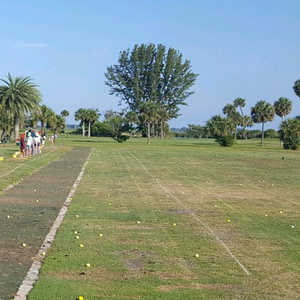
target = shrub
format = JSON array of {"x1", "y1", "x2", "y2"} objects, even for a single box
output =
[
  {"x1": 279, "y1": 119, "x2": 300, "y2": 150},
  {"x1": 216, "y1": 135, "x2": 234, "y2": 147}
]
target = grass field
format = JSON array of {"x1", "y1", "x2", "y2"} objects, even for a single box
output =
[{"x1": 2, "y1": 137, "x2": 300, "y2": 299}]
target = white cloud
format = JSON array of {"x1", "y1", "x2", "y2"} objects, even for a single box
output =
[{"x1": 14, "y1": 42, "x2": 48, "y2": 49}]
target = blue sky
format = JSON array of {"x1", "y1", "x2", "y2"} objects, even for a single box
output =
[{"x1": 0, "y1": 0, "x2": 299, "y2": 128}]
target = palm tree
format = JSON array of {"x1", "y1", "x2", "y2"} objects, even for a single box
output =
[
  {"x1": 233, "y1": 97, "x2": 249, "y2": 139},
  {"x1": 75, "y1": 108, "x2": 87, "y2": 136},
  {"x1": 293, "y1": 80, "x2": 300, "y2": 98},
  {"x1": 85, "y1": 109, "x2": 99, "y2": 137},
  {"x1": 48, "y1": 114, "x2": 65, "y2": 138},
  {"x1": 251, "y1": 101, "x2": 275, "y2": 145},
  {"x1": 0, "y1": 74, "x2": 41, "y2": 141},
  {"x1": 223, "y1": 104, "x2": 240, "y2": 140},
  {"x1": 61, "y1": 109, "x2": 69, "y2": 118},
  {"x1": 274, "y1": 97, "x2": 292, "y2": 121},
  {"x1": 38, "y1": 105, "x2": 55, "y2": 135},
  {"x1": 233, "y1": 98, "x2": 246, "y2": 115},
  {"x1": 240, "y1": 115, "x2": 253, "y2": 139}
]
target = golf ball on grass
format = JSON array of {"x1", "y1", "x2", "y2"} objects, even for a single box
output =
[
  {"x1": 99, "y1": 233, "x2": 103, "y2": 237},
  {"x1": 22, "y1": 243, "x2": 27, "y2": 248},
  {"x1": 75, "y1": 236, "x2": 80, "y2": 240},
  {"x1": 86, "y1": 263, "x2": 91, "y2": 268},
  {"x1": 80, "y1": 244, "x2": 84, "y2": 248},
  {"x1": 195, "y1": 253, "x2": 200, "y2": 258}
]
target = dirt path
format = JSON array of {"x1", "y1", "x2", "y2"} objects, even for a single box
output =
[{"x1": 0, "y1": 147, "x2": 91, "y2": 300}]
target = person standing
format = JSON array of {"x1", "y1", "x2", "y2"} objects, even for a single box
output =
[
  {"x1": 26, "y1": 132, "x2": 33, "y2": 156},
  {"x1": 20, "y1": 133, "x2": 26, "y2": 158}
]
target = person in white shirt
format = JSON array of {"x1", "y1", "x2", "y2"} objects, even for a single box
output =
[{"x1": 26, "y1": 133, "x2": 33, "y2": 156}]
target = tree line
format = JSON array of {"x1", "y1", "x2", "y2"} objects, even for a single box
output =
[{"x1": 1, "y1": 43, "x2": 299, "y2": 148}]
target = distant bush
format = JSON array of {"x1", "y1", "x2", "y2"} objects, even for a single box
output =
[
  {"x1": 91, "y1": 121, "x2": 112, "y2": 137},
  {"x1": 279, "y1": 119, "x2": 300, "y2": 150},
  {"x1": 215, "y1": 135, "x2": 234, "y2": 147},
  {"x1": 264, "y1": 129, "x2": 278, "y2": 138},
  {"x1": 245, "y1": 130, "x2": 261, "y2": 139}
]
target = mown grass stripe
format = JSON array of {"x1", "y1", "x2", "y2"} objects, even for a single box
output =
[{"x1": 14, "y1": 149, "x2": 92, "y2": 300}]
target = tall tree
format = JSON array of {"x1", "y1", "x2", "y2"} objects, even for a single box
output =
[
  {"x1": 233, "y1": 97, "x2": 251, "y2": 139},
  {"x1": 0, "y1": 74, "x2": 41, "y2": 141},
  {"x1": 293, "y1": 80, "x2": 300, "y2": 98},
  {"x1": 274, "y1": 97, "x2": 292, "y2": 121},
  {"x1": 85, "y1": 109, "x2": 99, "y2": 137},
  {"x1": 251, "y1": 101, "x2": 275, "y2": 145},
  {"x1": 75, "y1": 108, "x2": 87, "y2": 136},
  {"x1": 233, "y1": 98, "x2": 246, "y2": 115},
  {"x1": 105, "y1": 43, "x2": 198, "y2": 143}
]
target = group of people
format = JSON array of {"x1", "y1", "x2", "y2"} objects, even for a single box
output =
[{"x1": 19, "y1": 130, "x2": 46, "y2": 158}]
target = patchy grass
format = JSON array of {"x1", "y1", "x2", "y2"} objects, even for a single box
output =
[
  {"x1": 25, "y1": 136, "x2": 300, "y2": 300},
  {"x1": 0, "y1": 143, "x2": 70, "y2": 192}
]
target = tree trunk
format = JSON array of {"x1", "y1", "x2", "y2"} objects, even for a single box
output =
[
  {"x1": 14, "y1": 116, "x2": 20, "y2": 142},
  {"x1": 261, "y1": 122, "x2": 265, "y2": 145},
  {"x1": 234, "y1": 126, "x2": 237, "y2": 140},
  {"x1": 160, "y1": 121, "x2": 164, "y2": 139},
  {"x1": 151, "y1": 123, "x2": 155, "y2": 138},
  {"x1": 82, "y1": 121, "x2": 85, "y2": 136},
  {"x1": 41, "y1": 121, "x2": 44, "y2": 135},
  {"x1": 88, "y1": 122, "x2": 91, "y2": 137},
  {"x1": 147, "y1": 122, "x2": 151, "y2": 144}
]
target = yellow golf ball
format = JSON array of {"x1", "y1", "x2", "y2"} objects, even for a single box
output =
[
  {"x1": 86, "y1": 263, "x2": 91, "y2": 268},
  {"x1": 195, "y1": 253, "x2": 200, "y2": 258},
  {"x1": 80, "y1": 244, "x2": 84, "y2": 248}
]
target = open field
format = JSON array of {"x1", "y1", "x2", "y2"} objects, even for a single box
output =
[
  {"x1": 1, "y1": 137, "x2": 300, "y2": 299},
  {"x1": 23, "y1": 137, "x2": 299, "y2": 300}
]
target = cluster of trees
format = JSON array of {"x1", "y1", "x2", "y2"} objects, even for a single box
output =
[
  {"x1": 203, "y1": 96, "x2": 295, "y2": 146},
  {"x1": 0, "y1": 73, "x2": 69, "y2": 142},
  {"x1": 74, "y1": 108, "x2": 99, "y2": 137},
  {"x1": 105, "y1": 43, "x2": 198, "y2": 143}
]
